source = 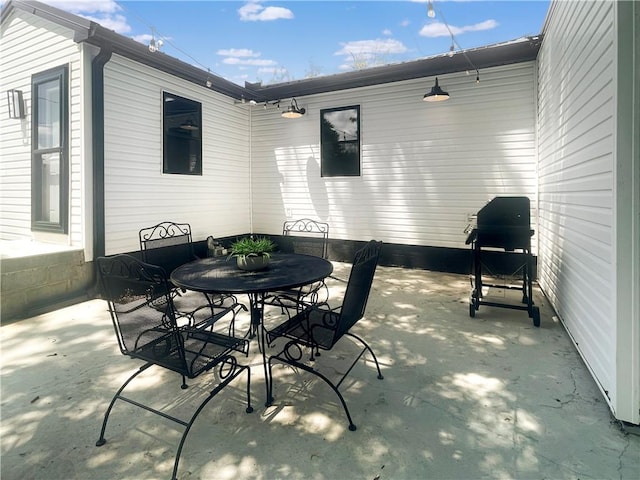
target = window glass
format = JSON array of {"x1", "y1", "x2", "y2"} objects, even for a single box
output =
[
  {"x1": 32, "y1": 66, "x2": 67, "y2": 233},
  {"x1": 321, "y1": 105, "x2": 360, "y2": 177},
  {"x1": 163, "y1": 92, "x2": 202, "y2": 175},
  {"x1": 37, "y1": 79, "x2": 61, "y2": 149},
  {"x1": 39, "y1": 152, "x2": 60, "y2": 223}
]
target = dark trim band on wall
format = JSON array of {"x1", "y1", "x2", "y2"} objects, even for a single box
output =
[{"x1": 211, "y1": 235, "x2": 538, "y2": 279}]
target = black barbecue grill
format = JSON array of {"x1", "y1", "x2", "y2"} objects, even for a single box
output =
[{"x1": 465, "y1": 196, "x2": 540, "y2": 326}]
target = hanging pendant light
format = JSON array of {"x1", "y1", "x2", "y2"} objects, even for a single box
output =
[
  {"x1": 281, "y1": 98, "x2": 306, "y2": 118},
  {"x1": 423, "y1": 77, "x2": 450, "y2": 102},
  {"x1": 180, "y1": 119, "x2": 199, "y2": 130}
]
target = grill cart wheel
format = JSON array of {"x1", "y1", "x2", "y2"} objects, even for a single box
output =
[
  {"x1": 469, "y1": 289, "x2": 479, "y2": 317},
  {"x1": 532, "y1": 306, "x2": 540, "y2": 327}
]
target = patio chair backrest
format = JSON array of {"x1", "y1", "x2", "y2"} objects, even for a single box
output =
[
  {"x1": 95, "y1": 254, "x2": 253, "y2": 479},
  {"x1": 139, "y1": 221, "x2": 196, "y2": 274},
  {"x1": 336, "y1": 240, "x2": 382, "y2": 338},
  {"x1": 96, "y1": 254, "x2": 189, "y2": 373},
  {"x1": 281, "y1": 218, "x2": 329, "y2": 258},
  {"x1": 265, "y1": 239, "x2": 383, "y2": 431}
]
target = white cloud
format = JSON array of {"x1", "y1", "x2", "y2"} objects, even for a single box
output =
[
  {"x1": 223, "y1": 57, "x2": 277, "y2": 67},
  {"x1": 217, "y1": 48, "x2": 261, "y2": 58},
  {"x1": 132, "y1": 33, "x2": 153, "y2": 44},
  {"x1": 258, "y1": 67, "x2": 287, "y2": 75},
  {"x1": 335, "y1": 39, "x2": 408, "y2": 58},
  {"x1": 419, "y1": 22, "x2": 450, "y2": 37},
  {"x1": 238, "y1": 1, "x2": 294, "y2": 21},
  {"x1": 79, "y1": 13, "x2": 131, "y2": 34},
  {"x1": 419, "y1": 19, "x2": 498, "y2": 38},
  {"x1": 42, "y1": 0, "x2": 132, "y2": 34},
  {"x1": 218, "y1": 46, "x2": 278, "y2": 69},
  {"x1": 382, "y1": 29, "x2": 392, "y2": 36},
  {"x1": 469, "y1": 19, "x2": 499, "y2": 32},
  {"x1": 43, "y1": 0, "x2": 120, "y2": 14}
]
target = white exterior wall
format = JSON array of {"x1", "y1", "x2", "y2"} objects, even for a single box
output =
[
  {"x1": 0, "y1": 9, "x2": 85, "y2": 247},
  {"x1": 103, "y1": 55, "x2": 251, "y2": 254},
  {"x1": 537, "y1": 0, "x2": 639, "y2": 423},
  {"x1": 250, "y1": 62, "x2": 538, "y2": 250}
]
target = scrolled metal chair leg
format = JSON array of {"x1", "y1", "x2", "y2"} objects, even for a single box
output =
[
  {"x1": 172, "y1": 358, "x2": 253, "y2": 479},
  {"x1": 95, "y1": 365, "x2": 150, "y2": 447}
]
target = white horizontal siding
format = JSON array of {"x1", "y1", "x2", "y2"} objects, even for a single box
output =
[
  {"x1": 0, "y1": 10, "x2": 83, "y2": 246},
  {"x1": 250, "y1": 62, "x2": 538, "y2": 249},
  {"x1": 537, "y1": 0, "x2": 617, "y2": 409},
  {"x1": 103, "y1": 55, "x2": 251, "y2": 254}
]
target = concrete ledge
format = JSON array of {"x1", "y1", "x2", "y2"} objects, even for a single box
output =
[{"x1": 0, "y1": 249, "x2": 95, "y2": 322}]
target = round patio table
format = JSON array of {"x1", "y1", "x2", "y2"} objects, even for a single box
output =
[
  {"x1": 171, "y1": 253, "x2": 334, "y2": 404},
  {"x1": 171, "y1": 253, "x2": 332, "y2": 295}
]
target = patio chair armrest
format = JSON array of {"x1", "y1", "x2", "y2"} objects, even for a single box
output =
[
  {"x1": 185, "y1": 327, "x2": 250, "y2": 357},
  {"x1": 189, "y1": 301, "x2": 246, "y2": 331},
  {"x1": 267, "y1": 303, "x2": 339, "y2": 349}
]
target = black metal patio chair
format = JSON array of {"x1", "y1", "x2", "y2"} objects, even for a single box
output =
[
  {"x1": 266, "y1": 240, "x2": 384, "y2": 431},
  {"x1": 139, "y1": 221, "x2": 238, "y2": 326},
  {"x1": 263, "y1": 218, "x2": 331, "y2": 312},
  {"x1": 95, "y1": 254, "x2": 252, "y2": 480}
]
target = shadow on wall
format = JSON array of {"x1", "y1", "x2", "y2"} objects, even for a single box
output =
[{"x1": 306, "y1": 156, "x2": 330, "y2": 221}]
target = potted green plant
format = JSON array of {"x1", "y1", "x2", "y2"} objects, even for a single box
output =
[{"x1": 228, "y1": 236, "x2": 276, "y2": 271}]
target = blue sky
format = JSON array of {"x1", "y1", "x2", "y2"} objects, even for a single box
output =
[{"x1": 39, "y1": 1, "x2": 550, "y2": 86}]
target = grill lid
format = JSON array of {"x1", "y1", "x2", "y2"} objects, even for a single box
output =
[{"x1": 466, "y1": 196, "x2": 534, "y2": 250}]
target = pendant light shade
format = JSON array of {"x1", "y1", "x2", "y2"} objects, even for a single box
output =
[
  {"x1": 281, "y1": 98, "x2": 306, "y2": 118},
  {"x1": 180, "y1": 119, "x2": 199, "y2": 130},
  {"x1": 423, "y1": 77, "x2": 450, "y2": 102}
]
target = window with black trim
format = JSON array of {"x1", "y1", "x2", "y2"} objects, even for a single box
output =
[
  {"x1": 320, "y1": 105, "x2": 360, "y2": 177},
  {"x1": 163, "y1": 92, "x2": 202, "y2": 175},
  {"x1": 32, "y1": 65, "x2": 68, "y2": 233}
]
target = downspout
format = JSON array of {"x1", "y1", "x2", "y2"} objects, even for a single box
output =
[
  {"x1": 249, "y1": 106, "x2": 253, "y2": 234},
  {"x1": 91, "y1": 47, "x2": 112, "y2": 258}
]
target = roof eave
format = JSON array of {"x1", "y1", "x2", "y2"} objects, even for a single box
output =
[
  {"x1": 246, "y1": 35, "x2": 542, "y2": 102},
  {"x1": 82, "y1": 24, "x2": 248, "y2": 100}
]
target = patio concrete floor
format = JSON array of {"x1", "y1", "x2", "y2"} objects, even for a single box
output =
[{"x1": 1, "y1": 262, "x2": 638, "y2": 480}]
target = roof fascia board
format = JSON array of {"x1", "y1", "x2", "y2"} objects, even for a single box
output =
[
  {"x1": 247, "y1": 36, "x2": 542, "y2": 102},
  {"x1": 83, "y1": 24, "x2": 247, "y2": 99}
]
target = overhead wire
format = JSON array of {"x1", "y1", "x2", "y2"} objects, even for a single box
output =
[
  {"x1": 113, "y1": 0, "x2": 222, "y2": 80},
  {"x1": 433, "y1": 2, "x2": 481, "y2": 83},
  {"x1": 113, "y1": 0, "x2": 478, "y2": 88}
]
